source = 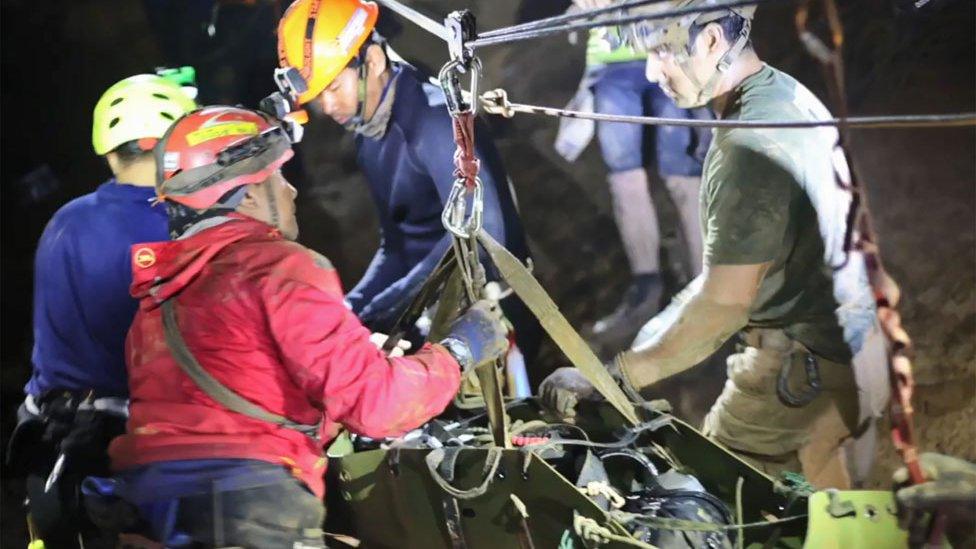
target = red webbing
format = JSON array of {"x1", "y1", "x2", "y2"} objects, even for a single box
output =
[{"x1": 452, "y1": 112, "x2": 480, "y2": 189}]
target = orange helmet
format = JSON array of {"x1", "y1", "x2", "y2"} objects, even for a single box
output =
[{"x1": 277, "y1": 0, "x2": 380, "y2": 105}]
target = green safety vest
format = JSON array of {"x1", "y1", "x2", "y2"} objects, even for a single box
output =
[{"x1": 586, "y1": 27, "x2": 646, "y2": 66}]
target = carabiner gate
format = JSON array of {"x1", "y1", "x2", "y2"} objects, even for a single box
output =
[{"x1": 441, "y1": 177, "x2": 484, "y2": 239}]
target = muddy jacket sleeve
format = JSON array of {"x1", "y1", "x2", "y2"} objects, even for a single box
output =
[{"x1": 262, "y1": 249, "x2": 462, "y2": 439}]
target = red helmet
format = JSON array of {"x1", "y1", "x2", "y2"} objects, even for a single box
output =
[{"x1": 156, "y1": 106, "x2": 294, "y2": 209}]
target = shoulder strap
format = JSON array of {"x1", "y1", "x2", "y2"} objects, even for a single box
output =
[{"x1": 160, "y1": 299, "x2": 320, "y2": 439}]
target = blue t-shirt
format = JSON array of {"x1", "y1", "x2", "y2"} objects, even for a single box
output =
[{"x1": 26, "y1": 180, "x2": 169, "y2": 397}]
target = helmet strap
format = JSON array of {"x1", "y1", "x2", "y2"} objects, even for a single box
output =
[
  {"x1": 355, "y1": 60, "x2": 369, "y2": 124},
  {"x1": 166, "y1": 186, "x2": 246, "y2": 239},
  {"x1": 684, "y1": 18, "x2": 752, "y2": 105},
  {"x1": 346, "y1": 35, "x2": 387, "y2": 132},
  {"x1": 264, "y1": 177, "x2": 281, "y2": 231},
  {"x1": 340, "y1": 51, "x2": 371, "y2": 133}
]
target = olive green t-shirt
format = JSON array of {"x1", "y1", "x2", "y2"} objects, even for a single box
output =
[{"x1": 701, "y1": 64, "x2": 875, "y2": 363}]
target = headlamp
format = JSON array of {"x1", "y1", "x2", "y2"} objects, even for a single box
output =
[{"x1": 259, "y1": 67, "x2": 309, "y2": 144}]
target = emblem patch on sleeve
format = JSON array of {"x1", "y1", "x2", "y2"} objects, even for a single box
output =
[{"x1": 134, "y1": 247, "x2": 157, "y2": 269}]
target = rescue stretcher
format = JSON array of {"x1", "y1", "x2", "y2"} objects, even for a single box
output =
[{"x1": 327, "y1": 399, "x2": 905, "y2": 548}]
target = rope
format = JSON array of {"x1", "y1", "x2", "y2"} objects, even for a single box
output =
[
  {"x1": 574, "y1": 514, "x2": 659, "y2": 548},
  {"x1": 509, "y1": 419, "x2": 551, "y2": 436},
  {"x1": 735, "y1": 476, "x2": 744, "y2": 549},
  {"x1": 468, "y1": 0, "x2": 795, "y2": 49},
  {"x1": 479, "y1": 89, "x2": 976, "y2": 129},
  {"x1": 425, "y1": 447, "x2": 504, "y2": 500},
  {"x1": 373, "y1": 0, "x2": 450, "y2": 42},
  {"x1": 611, "y1": 511, "x2": 807, "y2": 532},
  {"x1": 579, "y1": 481, "x2": 627, "y2": 509},
  {"x1": 477, "y1": 0, "x2": 673, "y2": 40},
  {"x1": 521, "y1": 416, "x2": 674, "y2": 456}
]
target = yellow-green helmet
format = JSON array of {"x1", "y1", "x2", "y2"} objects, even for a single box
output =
[{"x1": 92, "y1": 74, "x2": 197, "y2": 155}]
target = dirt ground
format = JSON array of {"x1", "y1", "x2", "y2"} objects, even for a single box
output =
[{"x1": 1, "y1": 0, "x2": 973, "y2": 544}]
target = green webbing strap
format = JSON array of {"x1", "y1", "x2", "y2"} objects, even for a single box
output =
[
  {"x1": 429, "y1": 268, "x2": 465, "y2": 342},
  {"x1": 384, "y1": 249, "x2": 458, "y2": 351},
  {"x1": 475, "y1": 359, "x2": 510, "y2": 447},
  {"x1": 160, "y1": 300, "x2": 320, "y2": 438},
  {"x1": 477, "y1": 232, "x2": 640, "y2": 426}
]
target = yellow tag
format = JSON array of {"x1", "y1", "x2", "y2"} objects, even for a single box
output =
[{"x1": 186, "y1": 122, "x2": 258, "y2": 146}]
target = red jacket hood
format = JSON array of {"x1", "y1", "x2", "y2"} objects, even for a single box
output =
[{"x1": 130, "y1": 215, "x2": 280, "y2": 309}]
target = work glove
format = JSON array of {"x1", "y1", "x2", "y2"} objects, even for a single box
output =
[
  {"x1": 440, "y1": 300, "x2": 509, "y2": 371},
  {"x1": 538, "y1": 367, "x2": 599, "y2": 423},
  {"x1": 893, "y1": 452, "x2": 976, "y2": 547},
  {"x1": 540, "y1": 362, "x2": 664, "y2": 423}
]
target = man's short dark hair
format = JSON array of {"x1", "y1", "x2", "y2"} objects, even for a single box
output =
[
  {"x1": 687, "y1": 13, "x2": 752, "y2": 53},
  {"x1": 109, "y1": 140, "x2": 153, "y2": 167}
]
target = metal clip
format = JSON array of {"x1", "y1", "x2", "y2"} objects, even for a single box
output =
[
  {"x1": 445, "y1": 10, "x2": 477, "y2": 67},
  {"x1": 777, "y1": 351, "x2": 822, "y2": 407},
  {"x1": 439, "y1": 58, "x2": 482, "y2": 117},
  {"x1": 442, "y1": 177, "x2": 484, "y2": 239}
]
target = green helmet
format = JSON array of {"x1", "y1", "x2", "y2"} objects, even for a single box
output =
[{"x1": 92, "y1": 74, "x2": 197, "y2": 156}]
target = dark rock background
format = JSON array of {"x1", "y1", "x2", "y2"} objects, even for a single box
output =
[{"x1": 1, "y1": 0, "x2": 972, "y2": 544}]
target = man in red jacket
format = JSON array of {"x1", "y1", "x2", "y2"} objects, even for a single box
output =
[{"x1": 101, "y1": 106, "x2": 507, "y2": 547}]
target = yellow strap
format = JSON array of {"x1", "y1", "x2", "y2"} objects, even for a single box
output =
[{"x1": 477, "y1": 232, "x2": 640, "y2": 426}]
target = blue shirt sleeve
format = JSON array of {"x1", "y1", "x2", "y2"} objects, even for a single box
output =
[
  {"x1": 346, "y1": 239, "x2": 404, "y2": 315},
  {"x1": 356, "y1": 112, "x2": 508, "y2": 331}
]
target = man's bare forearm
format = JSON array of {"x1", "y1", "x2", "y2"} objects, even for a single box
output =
[{"x1": 617, "y1": 289, "x2": 750, "y2": 391}]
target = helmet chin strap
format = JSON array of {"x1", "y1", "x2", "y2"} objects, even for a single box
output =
[
  {"x1": 679, "y1": 18, "x2": 752, "y2": 106},
  {"x1": 264, "y1": 179, "x2": 281, "y2": 231},
  {"x1": 343, "y1": 54, "x2": 371, "y2": 132}
]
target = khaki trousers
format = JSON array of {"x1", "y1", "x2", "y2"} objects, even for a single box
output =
[{"x1": 701, "y1": 328, "x2": 860, "y2": 488}]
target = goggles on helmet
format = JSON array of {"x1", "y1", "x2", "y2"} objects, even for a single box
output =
[
  {"x1": 217, "y1": 126, "x2": 290, "y2": 167},
  {"x1": 156, "y1": 106, "x2": 295, "y2": 210}
]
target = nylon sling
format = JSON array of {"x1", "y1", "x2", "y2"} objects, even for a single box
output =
[
  {"x1": 477, "y1": 232, "x2": 641, "y2": 426},
  {"x1": 160, "y1": 299, "x2": 320, "y2": 439}
]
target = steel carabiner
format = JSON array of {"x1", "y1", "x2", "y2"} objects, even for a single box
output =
[{"x1": 441, "y1": 177, "x2": 484, "y2": 239}]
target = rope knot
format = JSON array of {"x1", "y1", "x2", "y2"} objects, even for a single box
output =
[
  {"x1": 480, "y1": 89, "x2": 515, "y2": 118},
  {"x1": 579, "y1": 481, "x2": 626, "y2": 509}
]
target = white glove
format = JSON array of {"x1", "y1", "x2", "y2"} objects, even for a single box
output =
[{"x1": 369, "y1": 333, "x2": 412, "y2": 358}]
